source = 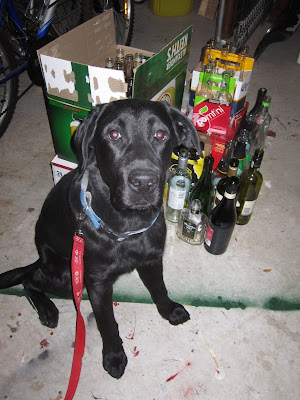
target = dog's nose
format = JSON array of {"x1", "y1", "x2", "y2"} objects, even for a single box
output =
[{"x1": 128, "y1": 170, "x2": 158, "y2": 193}]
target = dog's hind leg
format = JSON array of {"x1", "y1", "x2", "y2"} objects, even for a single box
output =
[
  {"x1": 23, "y1": 282, "x2": 59, "y2": 328},
  {"x1": 137, "y1": 261, "x2": 190, "y2": 325}
]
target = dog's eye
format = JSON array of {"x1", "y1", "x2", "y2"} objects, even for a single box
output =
[
  {"x1": 109, "y1": 130, "x2": 121, "y2": 141},
  {"x1": 154, "y1": 130, "x2": 166, "y2": 141}
]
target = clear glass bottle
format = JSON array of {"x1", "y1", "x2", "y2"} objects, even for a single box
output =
[
  {"x1": 219, "y1": 43, "x2": 231, "y2": 69},
  {"x1": 177, "y1": 199, "x2": 208, "y2": 245},
  {"x1": 253, "y1": 95, "x2": 272, "y2": 151},
  {"x1": 195, "y1": 63, "x2": 213, "y2": 100},
  {"x1": 134, "y1": 52, "x2": 143, "y2": 68},
  {"x1": 246, "y1": 88, "x2": 267, "y2": 124},
  {"x1": 105, "y1": 57, "x2": 114, "y2": 69},
  {"x1": 166, "y1": 149, "x2": 192, "y2": 223},
  {"x1": 215, "y1": 70, "x2": 232, "y2": 106},
  {"x1": 237, "y1": 45, "x2": 249, "y2": 81},
  {"x1": 214, "y1": 157, "x2": 239, "y2": 208},
  {"x1": 204, "y1": 176, "x2": 239, "y2": 255},
  {"x1": 236, "y1": 119, "x2": 253, "y2": 168},
  {"x1": 236, "y1": 149, "x2": 264, "y2": 225},
  {"x1": 189, "y1": 155, "x2": 214, "y2": 217}
]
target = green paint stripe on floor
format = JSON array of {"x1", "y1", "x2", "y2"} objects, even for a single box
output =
[{"x1": 1, "y1": 288, "x2": 300, "y2": 311}]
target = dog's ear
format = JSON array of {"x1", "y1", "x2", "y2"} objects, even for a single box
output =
[
  {"x1": 72, "y1": 103, "x2": 109, "y2": 172},
  {"x1": 164, "y1": 103, "x2": 201, "y2": 154}
]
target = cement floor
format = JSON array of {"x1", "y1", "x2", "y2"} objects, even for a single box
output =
[{"x1": 0, "y1": 1, "x2": 300, "y2": 399}]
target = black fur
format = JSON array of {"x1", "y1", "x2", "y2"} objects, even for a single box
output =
[{"x1": 0, "y1": 99, "x2": 199, "y2": 378}]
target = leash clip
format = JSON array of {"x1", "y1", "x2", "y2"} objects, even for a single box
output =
[{"x1": 76, "y1": 209, "x2": 87, "y2": 237}]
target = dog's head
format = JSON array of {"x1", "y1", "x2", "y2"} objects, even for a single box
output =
[{"x1": 73, "y1": 99, "x2": 199, "y2": 211}]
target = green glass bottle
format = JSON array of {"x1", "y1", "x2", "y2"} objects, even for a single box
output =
[
  {"x1": 236, "y1": 149, "x2": 264, "y2": 225},
  {"x1": 189, "y1": 155, "x2": 214, "y2": 217}
]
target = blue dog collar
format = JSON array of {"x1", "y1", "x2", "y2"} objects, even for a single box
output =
[{"x1": 79, "y1": 170, "x2": 160, "y2": 241}]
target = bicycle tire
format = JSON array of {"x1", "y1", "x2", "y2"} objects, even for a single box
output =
[
  {"x1": 83, "y1": 0, "x2": 135, "y2": 46},
  {"x1": 0, "y1": 33, "x2": 19, "y2": 139},
  {"x1": 51, "y1": 0, "x2": 83, "y2": 36}
]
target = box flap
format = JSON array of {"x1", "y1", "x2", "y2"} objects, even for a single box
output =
[
  {"x1": 133, "y1": 26, "x2": 192, "y2": 105},
  {"x1": 37, "y1": 9, "x2": 116, "y2": 65}
]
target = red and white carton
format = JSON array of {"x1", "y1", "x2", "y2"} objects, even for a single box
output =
[
  {"x1": 51, "y1": 155, "x2": 77, "y2": 185},
  {"x1": 193, "y1": 101, "x2": 231, "y2": 136}
]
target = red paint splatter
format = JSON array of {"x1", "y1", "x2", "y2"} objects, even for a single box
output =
[
  {"x1": 125, "y1": 312, "x2": 136, "y2": 340},
  {"x1": 40, "y1": 339, "x2": 49, "y2": 349},
  {"x1": 131, "y1": 346, "x2": 139, "y2": 357},
  {"x1": 18, "y1": 313, "x2": 22, "y2": 316},
  {"x1": 113, "y1": 302, "x2": 120, "y2": 307},
  {"x1": 50, "y1": 331, "x2": 54, "y2": 335},
  {"x1": 216, "y1": 369, "x2": 220, "y2": 374},
  {"x1": 166, "y1": 362, "x2": 191, "y2": 382}
]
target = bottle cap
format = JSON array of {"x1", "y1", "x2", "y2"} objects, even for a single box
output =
[
  {"x1": 191, "y1": 199, "x2": 201, "y2": 212},
  {"x1": 244, "y1": 120, "x2": 253, "y2": 131},
  {"x1": 233, "y1": 141, "x2": 246, "y2": 160},
  {"x1": 225, "y1": 176, "x2": 239, "y2": 194},
  {"x1": 229, "y1": 157, "x2": 239, "y2": 168},
  {"x1": 252, "y1": 149, "x2": 264, "y2": 166}
]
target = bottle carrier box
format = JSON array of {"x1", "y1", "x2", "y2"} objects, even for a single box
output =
[
  {"x1": 191, "y1": 49, "x2": 254, "y2": 119},
  {"x1": 38, "y1": 9, "x2": 192, "y2": 163}
]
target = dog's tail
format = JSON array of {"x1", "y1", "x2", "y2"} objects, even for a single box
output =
[{"x1": 0, "y1": 261, "x2": 39, "y2": 289}]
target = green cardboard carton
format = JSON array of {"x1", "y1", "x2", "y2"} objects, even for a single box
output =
[{"x1": 38, "y1": 9, "x2": 192, "y2": 163}]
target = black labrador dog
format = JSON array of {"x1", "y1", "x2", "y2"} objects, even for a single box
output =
[{"x1": 0, "y1": 99, "x2": 199, "y2": 379}]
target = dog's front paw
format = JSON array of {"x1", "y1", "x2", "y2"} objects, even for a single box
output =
[
  {"x1": 157, "y1": 301, "x2": 190, "y2": 325},
  {"x1": 103, "y1": 347, "x2": 128, "y2": 379},
  {"x1": 168, "y1": 303, "x2": 190, "y2": 325}
]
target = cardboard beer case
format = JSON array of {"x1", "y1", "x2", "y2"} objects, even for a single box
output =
[{"x1": 38, "y1": 9, "x2": 192, "y2": 163}]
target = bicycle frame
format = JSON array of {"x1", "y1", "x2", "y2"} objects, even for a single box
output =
[{"x1": 0, "y1": 0, "x2": 58, "y2": 84}]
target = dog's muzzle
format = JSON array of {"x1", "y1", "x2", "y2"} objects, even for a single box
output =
[{"x1": 128, "y1": 169, "x2": 159, "y2": 194}]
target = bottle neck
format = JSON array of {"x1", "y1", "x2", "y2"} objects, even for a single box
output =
[
  {"x1": 227, "y1": 167, "x2": 238, "y2": 178},
  {"x1": 224, "y1": 191, "x2": 237, "y2": 200}
]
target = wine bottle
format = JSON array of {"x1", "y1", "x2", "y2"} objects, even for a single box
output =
[
  {"x1": 204, "y1": 176, "x2": 239, "y2": 255},
  {"x1": 177, "y1": 199, "x2": 208, "y2": 245},
  {"x1": 236, "y1": 149, "x2": 264, "y2": 225},
  {"x1": 166, "y1": 148, "x2": 192, "y2": 223},
  {"x1": 246, "y1": 88, "x2": 267, "y2": 123},
  {"x1": 253, "y1": 96, "x2": 272, "y2": 151},
  {"x1": 233, "y1": 141, "x2": 246, "y2": 177},
  {"x1": 214, "y1": 157, "x2": 239, "y2": 207},
  {"x1": 212, "y1": 140, "x2": 234, "y2": 188},
  {"x1": 189, "y1": 155, "x2": 214, "y2": 217}
]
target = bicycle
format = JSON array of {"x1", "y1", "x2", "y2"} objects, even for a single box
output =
[{"x1": 0, "y1": 0, "x2": 135, "y2": 138}]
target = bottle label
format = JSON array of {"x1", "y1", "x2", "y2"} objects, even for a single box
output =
[
  {"x1": 182, "y1": 220, "x2": 197, "y2": 239},
  {"x1": 241, "y1": 200, "x2": 256, "y2": 216},
  {"x1": 213, "y1": 190, "x2": 223, "y2": 208},
  {"x1": 167, "y1": 186, "x2": 186, "y2": 210},
  {"x1": 204, "y1": 224, "x2": 214, "y2": 247}
]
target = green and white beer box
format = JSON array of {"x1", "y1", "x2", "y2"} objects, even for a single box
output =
[{"x1": 38, "y1": 9, "x2": 192, "y2": 163}]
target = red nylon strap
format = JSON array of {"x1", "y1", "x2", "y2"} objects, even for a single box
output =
[{"x1": 64, "y1": 234, "x2": 86, "y2": 400}]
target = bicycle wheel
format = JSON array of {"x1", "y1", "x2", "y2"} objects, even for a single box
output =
[
  {"x1": 0, "y1": 33, "x2": 19, "y2": 139},
  {"x1": 83, "y1": 0, "x2": 135, "y2": 46},
  {"x1": 51, "y1": 0, "x2": 83, "y2": 36}
]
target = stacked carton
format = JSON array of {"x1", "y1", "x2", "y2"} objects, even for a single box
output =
[
  {"x1": 191, "y1": 47, "x2": 254, "y2": 169},
  {"x1": 37, "y1": 9, "x2": 192, "y2": 183}
]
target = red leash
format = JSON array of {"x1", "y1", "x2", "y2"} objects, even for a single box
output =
[{"x1": 64, "y1": 234, "x2": 86, "y2": 400}]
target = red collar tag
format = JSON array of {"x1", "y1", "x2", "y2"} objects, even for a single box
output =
[{"x1": 64, "y1": 234, "x2": 86, "y2": 400}]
